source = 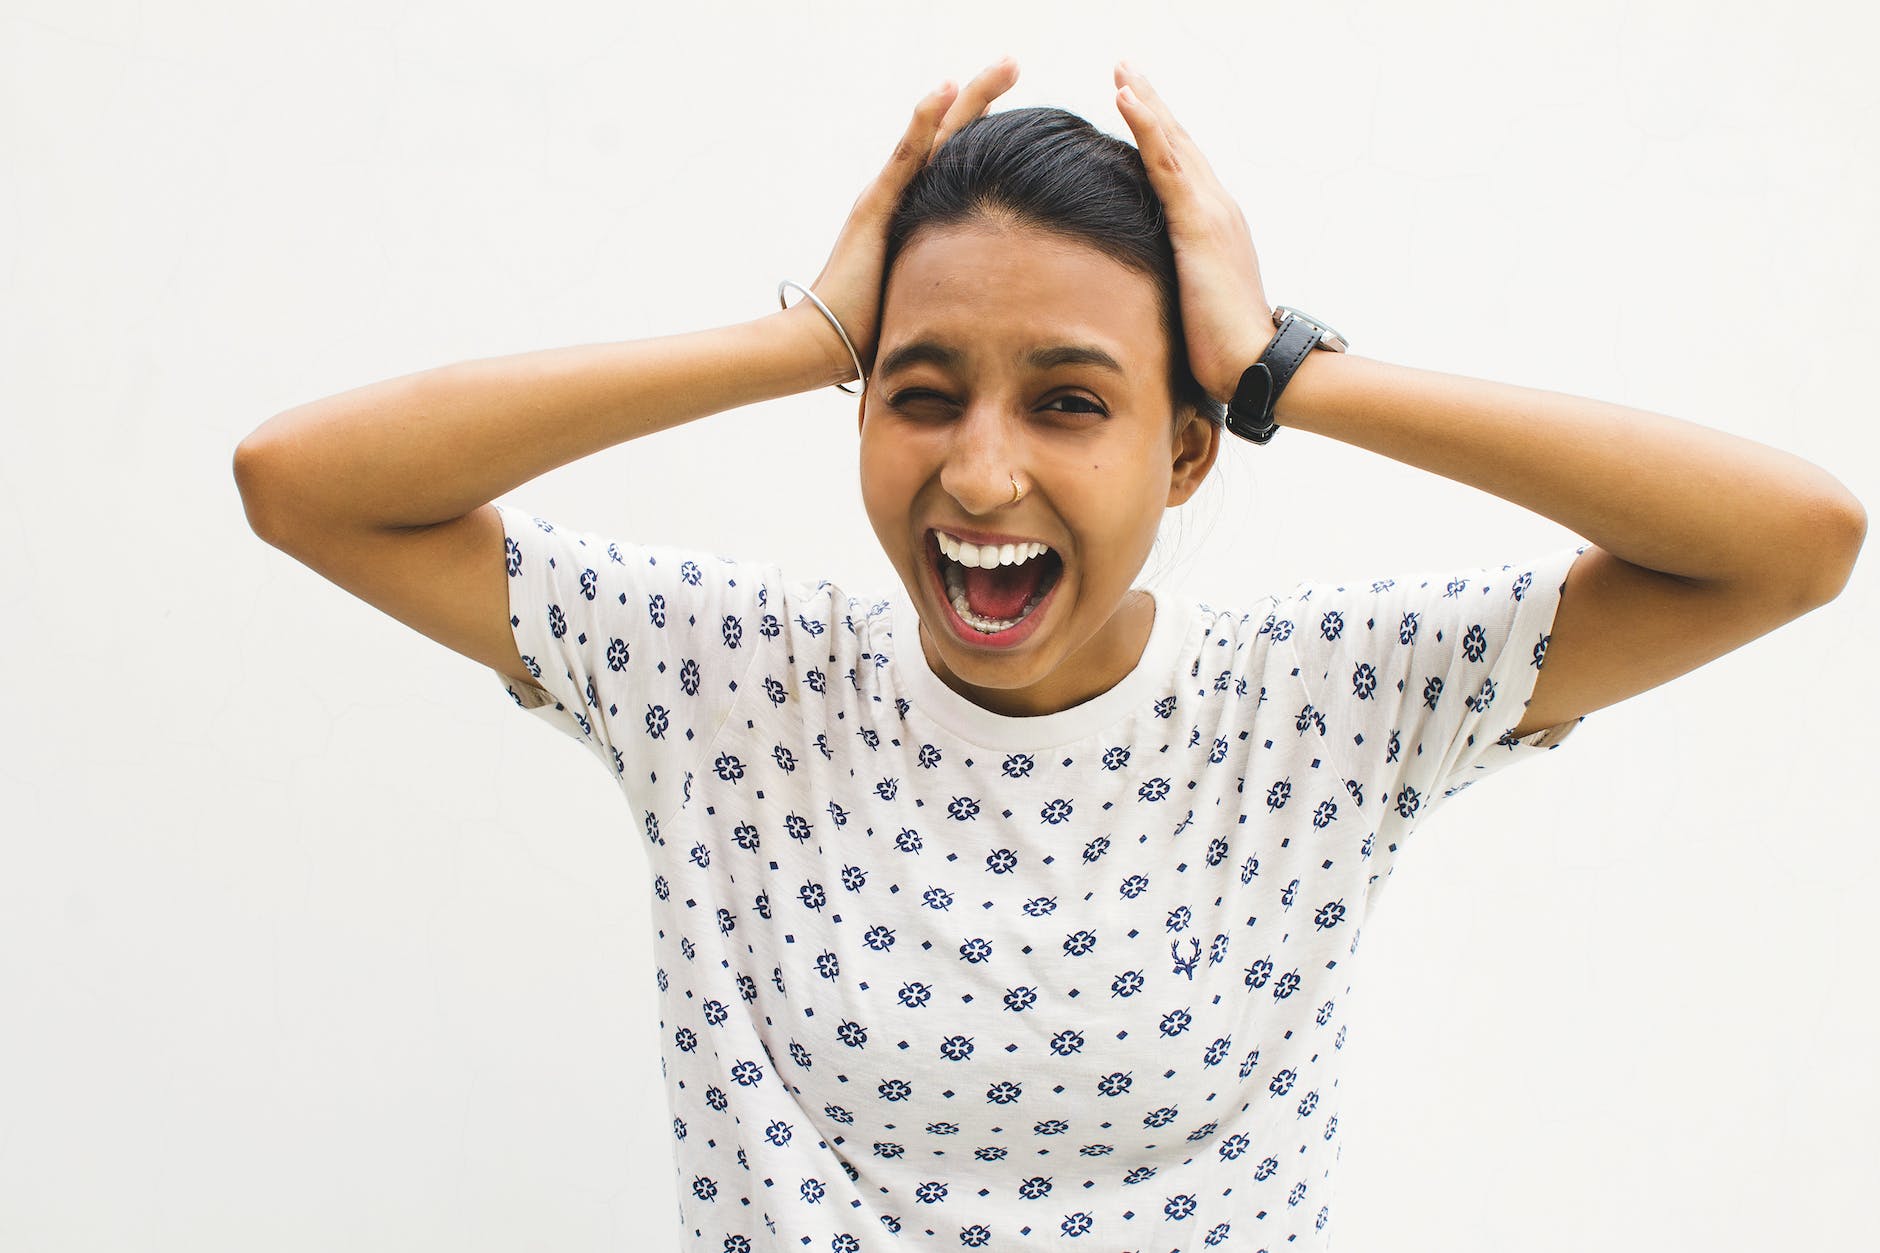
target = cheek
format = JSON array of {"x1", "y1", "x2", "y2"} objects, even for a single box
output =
[
  {"x1": 856, "y1": 436, "x2": 913, "y2": 538},
  {"x1": 857, "y1": 436, "x2": 890, "y2": 488},
  {"x1": 1071, "y1": 462, "x2": 1170, "y2": 549},
  {"x1": 860, "y1": 426, "x2": 927, "y2": 484}
]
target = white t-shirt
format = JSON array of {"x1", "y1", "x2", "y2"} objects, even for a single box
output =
[{"x1": 490, "y1": 501, "x2": 1587, "y2": 1252}]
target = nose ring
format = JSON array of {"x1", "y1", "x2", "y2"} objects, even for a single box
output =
[{"x1": 1010, "y1": 474, "x2": 1024, "y2": 505}]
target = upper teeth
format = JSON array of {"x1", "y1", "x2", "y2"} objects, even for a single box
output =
[{"x1": 937, "y1": 530, "x2": 1052, "y2": 569}]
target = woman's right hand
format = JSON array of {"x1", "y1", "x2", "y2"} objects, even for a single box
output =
[{"x1": 788, "y1": 57, "x2": 1022, "y2": 389}]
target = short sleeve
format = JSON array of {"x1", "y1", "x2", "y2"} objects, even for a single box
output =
[
  {"x1": 490, "y1": 502, "x2": 771, "y2": 809},
  {"x1": 1280, "y1": 543, "x2": 1590, "y2": 845}
]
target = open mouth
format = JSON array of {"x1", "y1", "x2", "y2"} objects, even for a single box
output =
[{"x1": 924, "y1": 529, "x2": 1066, "y2": 644}]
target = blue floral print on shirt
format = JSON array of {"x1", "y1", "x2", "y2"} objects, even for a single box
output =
[{"x1": 492, "y1": 501, "x2": 1586, "y2": 1251}]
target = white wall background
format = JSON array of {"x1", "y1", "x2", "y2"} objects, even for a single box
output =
[{"x1": 4, "y1": 1, "x2": 1876, "y2": 1249}]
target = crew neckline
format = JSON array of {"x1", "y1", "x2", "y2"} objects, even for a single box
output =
[{"x1": 884, "y1": 585, "x2": 1189, "y2": 749}]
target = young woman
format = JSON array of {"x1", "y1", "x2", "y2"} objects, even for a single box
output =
[{"x1": 235, "y1": 57, "x2": 1863, "y2": 1253}]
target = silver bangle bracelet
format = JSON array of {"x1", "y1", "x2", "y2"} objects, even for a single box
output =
[{"x1": 777, "y1": 279, "x2": 866, "y2": 396}]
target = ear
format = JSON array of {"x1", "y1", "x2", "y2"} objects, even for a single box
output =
[{"x1": 1166, "y1": 410, "x2": 1222, "y2": 507}]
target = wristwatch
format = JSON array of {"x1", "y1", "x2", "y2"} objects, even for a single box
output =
[{"x1": 1223, "y1": 305, "x2": 1349, "y2": 445}]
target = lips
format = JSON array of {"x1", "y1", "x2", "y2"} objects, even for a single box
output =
[{"x1": 922, "y1": 529, "x2": 1066, "y2": 648}]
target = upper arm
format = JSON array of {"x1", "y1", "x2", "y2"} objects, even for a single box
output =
[
  {"x1": 248, "y1": 495, "x2": 545, "y2": 695},
  {"x1": 1510, "y1": 543, "x2": 1837, "y2": 739}
]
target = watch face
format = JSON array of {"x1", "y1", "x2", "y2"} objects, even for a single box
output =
[{"x1": 1274, "y1": 305, "x2": 1347, "y2": 352}]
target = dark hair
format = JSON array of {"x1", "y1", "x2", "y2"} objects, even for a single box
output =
[{"x1": 881, "y1": 105, "x2": 1227, "y2": 433}]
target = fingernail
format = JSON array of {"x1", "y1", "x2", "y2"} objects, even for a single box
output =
[
  {"x1": 1120, "y1": 84, "x2": 1139, "y2": 104},
  {"x1": 1120, "y1": 58, "x2": 1136, "y2": 75}
]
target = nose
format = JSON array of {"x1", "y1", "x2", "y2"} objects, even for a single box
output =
[{"x1": 937, "y1": 401, "x2": 1030, "y2": 517}]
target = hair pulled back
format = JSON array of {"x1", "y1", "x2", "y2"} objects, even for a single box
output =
[{"x1": 880, "y1": 105, "x2": 1227, "y2": 432}]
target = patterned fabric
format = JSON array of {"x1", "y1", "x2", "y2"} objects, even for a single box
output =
[{"x1": 491, "y1": 501, "x2": 1587, "y2": 1252}]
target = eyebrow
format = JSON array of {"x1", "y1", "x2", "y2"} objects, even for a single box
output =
[{"x1": 876, "y1": 338, "x2": 1128, "y2": 380}]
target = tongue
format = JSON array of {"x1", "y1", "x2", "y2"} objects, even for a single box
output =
[{"x1": 962, "y1": 556, "x2": 1051, "y2": 620}]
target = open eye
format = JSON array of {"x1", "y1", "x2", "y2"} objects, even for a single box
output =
[{"x1": 1045, "y1": 394, "x2": 1108, "y2": 417}]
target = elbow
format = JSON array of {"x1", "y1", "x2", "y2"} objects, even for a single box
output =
[
  {"x1": 1797, "y1": 490, "x2": 1867, "y2": 606},
  {"x1": 233, "y1": 437, "x2": 287, "y2": 544}
]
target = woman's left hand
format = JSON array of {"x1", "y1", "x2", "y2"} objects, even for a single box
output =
[{"x1": 1112, "y1": 61, "x2": 1276, "y2": 407}]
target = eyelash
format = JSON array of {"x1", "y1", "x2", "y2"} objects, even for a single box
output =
[{"x1": 886, "y1": 390, "x2": 1108, "y2": 417}]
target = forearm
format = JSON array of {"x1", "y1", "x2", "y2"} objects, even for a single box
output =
[
  {"x1": 1269, "y1": 349, "x2": 1866, "y2": 598},
  {"x1": 234, "y1": 305, "x2": 848, "y2": 534}
]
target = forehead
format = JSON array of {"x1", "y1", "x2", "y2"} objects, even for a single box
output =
[{"x1": 881, "y1": 223, "x2": 1162, "y2": 377}]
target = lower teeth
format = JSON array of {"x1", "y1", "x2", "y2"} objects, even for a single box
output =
[{"x1": 942, "y1": 562, "x2": 1052, "y2": 634}]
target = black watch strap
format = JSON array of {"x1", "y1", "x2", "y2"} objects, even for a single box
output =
[{"x1": 1224, "y1": 313, "x2": 1327, "y2": 445}]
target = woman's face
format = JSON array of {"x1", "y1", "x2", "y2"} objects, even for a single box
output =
[{"x1": 859, "y1": 220, "x2": 1219, "y2": 718}]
